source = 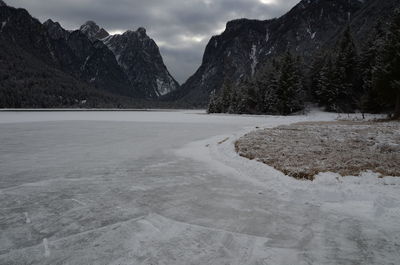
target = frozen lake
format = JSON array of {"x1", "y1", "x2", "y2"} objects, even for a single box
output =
[{"x1": 0, "y1": 110, "x2": 399, "y2": 265}]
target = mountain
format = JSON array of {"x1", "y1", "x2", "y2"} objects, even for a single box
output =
[
  {"x1": 79, "y1": 20, "x2": 109, "y2": 41},
  {"x1": 99, "y1": 27, "x2": 179, "y2": 98},
  {"x1": 0, "y1": 4, "x2": 127, "y2": 108},
  {"x1": 43, "y1": 19, "x2": 140, "y2": 97},
  {"x1": 78, "y1": 21, "x2": 179, "y2": 99},
  {"x1": 173, "y1": 0, "x2": 399, "y2": 106},
  {"x1": 0, "y1": 1, "x2": 180, "y2": 108}
]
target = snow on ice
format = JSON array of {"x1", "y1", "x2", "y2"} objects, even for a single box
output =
[{"x1": 0, "y1": 110, "x2": 399, "y2": 265}]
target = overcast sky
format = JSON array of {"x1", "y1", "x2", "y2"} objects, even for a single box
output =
[{"x1": 9, "y1": 0, "x2": 299, "y2": 83}]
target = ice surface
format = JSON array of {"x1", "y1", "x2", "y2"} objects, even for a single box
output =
[{"x1": 0, "y1": 110, "x2": 399, "y2": 265}]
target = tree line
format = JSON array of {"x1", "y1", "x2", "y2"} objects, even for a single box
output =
[{"x1": 208, "y1": 10, "x2": 400, "y2": 119}]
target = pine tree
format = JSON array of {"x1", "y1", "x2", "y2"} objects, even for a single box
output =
[
  {"x1": 276, "y1": 52, "x2": 305, "y2": 115},
  {"x1": 358, "y1": 22, "x2": 386, "y2": 113},
  {"x1": 315, "y1": 57, "x2": 337, "y2": 110},
  {"x1": 374, "y1": 9, "x2": 400, "y2": 119},
  {"x1": 309, "y1": 51, "x2": 328, "y2": 100},
  {"x1": 220, "y1": 81, "x2": 233, "y2": 113},
  {"x1": 333, "y1": 26, "x2": 358, "y2": 112},
  {"x1": 254, "y1": 66, "x2": 270, "y2": 113},
  {"x1": 264, "y1": 70, "x2": 279, "y2": 114},
  {"x1": 228, "y1": 86, "x2": 241, "y2": 113},
  {"x1": 207, "y1": 90, "x2": 219, "y2": 113}
]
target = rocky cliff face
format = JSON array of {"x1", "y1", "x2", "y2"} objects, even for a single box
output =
[
  {"x1": 77, "y1": 21, "x2": 179, "y2": 99},
  {"x1": 101, "y1": 28, "x2": 179, "y2": 98},
  {"x1": 175, "y1": 0, "x2": 399, "y2": 106},
  {"x1": 0, "y1": 4, "x2": 126, "y2": 107},
  {"x1": 44, "y1": 19, "x2": 139, "y2": 97},
  {"x1": 0, "y1": 1, "x2": 178, "y2": 105}
]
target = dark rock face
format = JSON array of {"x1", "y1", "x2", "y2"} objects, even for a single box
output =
[
  {"x1": 77, "y1": 21, "x2": 179, "y2": 99},
  {"x1": 44, "y1": 19, "x2": 69, "y2": 40},
  {"x1": 350, "y1": 0, "x2": 400, "y2": 43},
  {"x1": 0, "y1": 5, "x2": 55, "y2": 65},
  {"x1": 175, "y1": 0, "x2": 399, "y2": 106},
  {"x1": 44, "y1": 20, "x2": 139, "y2": 97},
  {"x1": 0, "y1": 2, "x2": 178, "y2": 105},
  {"x1": 0, "y1": 5, "x2": 124, "y2": 108},
  {"x1": 0, "y1": 0, "x2": 7, "y2": 7},
  {"x1": 79, "y1": 20, "x2": 109, "y2": 41},
  {"x1": 102, "y1": 28, "x2": 179, "y2": 98}
]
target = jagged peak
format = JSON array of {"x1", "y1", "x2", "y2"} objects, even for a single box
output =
[
  {"x1": 43, "y1": 19, "x2": 60, "y2": 27},
  {"x1": 137, "y1": 27, "x2": 146, "y2": 35},
  {"x1": 44, "y1": 19, "x2": 68, "y2": 40},
  {"x1": 122, "y1": 27, "x2": 149, "y2": 39},
  {"x1": 82, "y1": 20, "x2": 97, "y2": 27},
  {"x1": 80, "y1": 20, "x2": 100, "y2": 33},
  {"x1": 79, "y1": 20, "x2": 109, "y2": 40},
  {"x1": 0, "y1": 0, "x2": 7, "y2": 7}
]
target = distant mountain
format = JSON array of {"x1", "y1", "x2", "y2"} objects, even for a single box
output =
[
  {"x1": 79, "y1": 20, "x2": 109, "y2": 41},
  {"x1": 43, "y1": 19, "x2": 140, "y2": 97},
  {"x1": 172, "y1": 0, "x2": 399, "y2": 106},
  {"x1": 0, "y1": 1, "x2": 180, "y2": 108},
  {"x1": 85, "y1": 24, "x2": 179, "y2": 99},
  {"x1": 0, "y1": 5, "x2": 127, "y2": 108},
  {"x1": 44, "y1": 20, "x2": 143, "y2": 98}
]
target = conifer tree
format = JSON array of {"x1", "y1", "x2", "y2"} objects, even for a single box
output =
[
  {"x1": 207, "y1": 90, "x2": 219, "y2": 113},
  {"x1": 276, "y1": 52, "x2": 305, "y2": 115},
  {"x1": 358, "y1": 22, "x2": 386, "y2": 113},
  {"x1": 220, "y1": 81, "x2": 233, "y2": 113},
  {"x1": 264, "y1": 70, "x2": 279, "y2": 114},
  {"x1": 315, "y1": 57, "x2": 336, "y2": 110},
  {"x1": 332, "y1": 26, "x2": 358, "y2": 112},
  {"x1": 374, "y1": 9, "x2": 400, "y2": 119}
]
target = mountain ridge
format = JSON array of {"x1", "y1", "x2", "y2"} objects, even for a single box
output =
[
  {"x1": 171, "y1": 0, "x2": 399, "y2": 106},
  {"x1": 0, "y1": 2, "x2": 180, "y2": 107}
]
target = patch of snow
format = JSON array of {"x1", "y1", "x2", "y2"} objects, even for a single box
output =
[
  {"x1": 156, "y1": 78, "x2": 167, "y2": 96},
  {"x1": 43, "y1": 238, "x2": 50, "y2": 257},
  {"x1": 201, "y1": 67, "x2": 217, "y2": 85},
  {"x1": 265, "y1": 29, "x2": 270, "y2": 42},
  {"x1": 24, "y1": 212, "x2": 31, "y2": 224},
  {"x1": 306, "y1": 25, "x2": 316, "y2": 40},
  {"x1": 1, "y1": 20, "x2": 7, "y2": 32},
  {"x1": 81, "y1": 56, "x2": 91, "y2": 71},
  {"x1": 311, "y1": 32, "x2": 316, "y2": 39},
  {"x1": 250, "y1": 44, "x2": 258, "y2": 77}
]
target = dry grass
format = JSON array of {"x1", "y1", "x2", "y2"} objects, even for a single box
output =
[{"x1": 235, "y1": 121, "x2": 400, "y2": 180}]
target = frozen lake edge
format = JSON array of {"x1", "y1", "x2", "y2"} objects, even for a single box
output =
[{"x1": 0, "y1": 110, "x2": 399, "y2": 265}]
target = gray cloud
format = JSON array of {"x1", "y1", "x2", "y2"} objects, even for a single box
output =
[{"x1": 9, "y1": 0, "x2": 299, "y2": 83}]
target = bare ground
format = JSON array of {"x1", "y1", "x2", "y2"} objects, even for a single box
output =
[{"x1": 235, "y1": 120, "x2": 400, "y2": 180}]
